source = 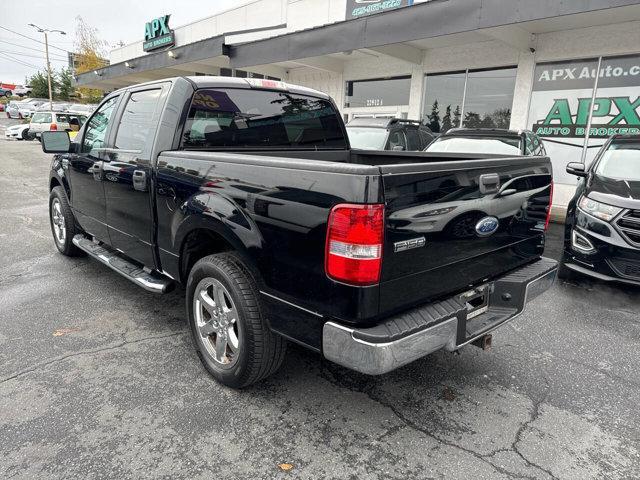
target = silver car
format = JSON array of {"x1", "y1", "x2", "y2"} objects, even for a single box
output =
[{"x1": 17, "y1": 99, "x2": 47, "y2": 119}]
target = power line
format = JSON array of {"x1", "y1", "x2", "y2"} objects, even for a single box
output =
[
  {"x1": 0, "y1": 25, "x2": 69, "y2": 53},
  {"x1": 0, "y1": 49, "x2": 69, "y2": 62},
  {"x1": 0, "y1": 52, "x2": 41, "y2": 70},
  {"x1": 0, "y1": 39, "x2": 68, "y2": 59}
]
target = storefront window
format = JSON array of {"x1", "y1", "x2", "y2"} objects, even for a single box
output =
[
  {"x1": 463, "y1": 68, "x2": 517, "y2": 129},
  {"x1": 344, "y1": 76, "x2": 411, "y2": 108},
  {"x1": 422, "y1": 71, "x2": 465, "y2": 133},
  {"x1": 422, "y1": 67, "x2": 516, "y2": 133}
]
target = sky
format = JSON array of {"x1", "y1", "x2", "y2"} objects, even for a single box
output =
[{"x1": 1, "y1": 0, "x2": 239, "y2": 84}]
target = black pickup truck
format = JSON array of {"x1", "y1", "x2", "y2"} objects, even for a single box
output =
[{"x1": 41, "y1": 76, "x2": 557, "y2": 388}]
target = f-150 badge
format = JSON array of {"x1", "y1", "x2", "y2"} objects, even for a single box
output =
[{"x1": 394, "y1": 237, "x2": 426, "y2": 252}]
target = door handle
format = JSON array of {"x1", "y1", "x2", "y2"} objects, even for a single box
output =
[
  {"x1": 133, "y1": 170, "x2": 147, "y2": 192},
  {"x1": 479, "y1": 173, "x2": 500, "y2": 194}
]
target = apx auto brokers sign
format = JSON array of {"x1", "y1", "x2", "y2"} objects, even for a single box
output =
[
  {"x1": 530, "y1": 56, "x2": 640, "y2": 139},
  {"x1": 143, "y1": 15, "x2": 175, "y2": 52}
]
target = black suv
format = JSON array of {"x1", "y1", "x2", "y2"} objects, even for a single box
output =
[
  {"x1": 561, "y1": 134, "x2": 640, "y2": 285},
  {"x1": 346, "y1": 117, "x2": 435, "y2": 151},
  {"x1": 425, "y1": 128, "x2": 547, "y2": 156}
]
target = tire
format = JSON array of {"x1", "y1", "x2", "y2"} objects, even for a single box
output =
[
  {"x1": 186, "y1": 252, "x2": 287, "y2": 388},
  {"x1": 49, "y1": 186, "x2": 82, "y2": 256},
  {"x1": 21, "y1": 129, "x2": 29, "y2": 140},
  {"x1": 5, "y1": 91, "x2": 11, "y2": 97}
]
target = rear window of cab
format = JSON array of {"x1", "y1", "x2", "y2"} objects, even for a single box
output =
[{"x1": 180, "y1": 88, "x2": 347, "y2": 150}]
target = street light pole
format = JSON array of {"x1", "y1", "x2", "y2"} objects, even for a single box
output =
[
  {"x1": 28, "y1": 24, "x2": 66, "y2": 111},
  {"x1": 44, "y1": 31, "x2": 53, "y2": 110}
]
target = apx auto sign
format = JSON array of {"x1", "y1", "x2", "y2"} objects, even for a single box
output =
[
  {"x1": 530, "y1": 56, "x2": 640, "y2": 138},
  {"x1": 143, "y1": 15, "x2": 175, "y2": 52}
]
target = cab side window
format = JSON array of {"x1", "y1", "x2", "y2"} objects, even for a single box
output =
[
  {"x1": 82, "y1": 96, "x2": 119, "y2": 156},
  {"x1": 114, "y1": 89, "x2": 162, "y2": 159}
]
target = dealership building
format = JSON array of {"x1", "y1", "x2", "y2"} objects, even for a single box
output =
[{"x1": 76, "y1": 0, "x2": 640, "y2": 219}]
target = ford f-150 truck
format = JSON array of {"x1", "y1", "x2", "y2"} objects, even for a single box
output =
[{"x1": 41, "y1": 76, "x2": 557, "y2": 388}]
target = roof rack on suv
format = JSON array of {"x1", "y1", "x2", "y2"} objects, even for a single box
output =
[{"x1": 346, "y1": 117, "x2": 429, "y2": 128}]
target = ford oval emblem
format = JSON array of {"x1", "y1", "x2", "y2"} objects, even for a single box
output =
[{"x1": 475, "y1": 216, "x2": 500, "y2": 237}]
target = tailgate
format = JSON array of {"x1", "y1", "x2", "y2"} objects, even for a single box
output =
[{"x1": 379, "y1": 156, "x2": 552, "y2": 314}]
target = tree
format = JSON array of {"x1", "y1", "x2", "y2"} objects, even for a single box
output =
[
  {"x1": 57, "y1": 68, "x2": 74, "y2": 100},
  {"x1": 464, "y1": 111, "x2": 481, "y2": 128},
  {"x1": 489, "y1": 108, "x2": 511, "y2": 129},
  {"x1": 28, "y1": 71, "x2": 55, "y2": 99},
  {"x1": 479, "y1": 114, "x2": 496, "y2": 129},
  {"x1": 441, "y1": 105, "x2": 452, "y2": 133},
  {"x1": 74, "y1": 16, "x2": 109, "y2": 103},
  {"x1": 452, "y1": 105, "x2": 461, "y2": 129},
  {"x1": 428, "y1": 100, "x2": 441, "y2": 133}
]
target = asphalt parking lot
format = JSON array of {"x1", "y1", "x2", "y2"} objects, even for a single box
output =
[{"x1": 1, "y1": 118, "x2": 639, "y2": 479}]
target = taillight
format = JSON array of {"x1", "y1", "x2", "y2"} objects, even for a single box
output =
[
  {"x1": 325, "y1": 204, "x2": 384, "y2": 286},
  {"x1": 50, "y1": 123, "x2": 57, "y2": 131},
  {"x1": 544, "y1": 182, "x2": 554, "y2": 231}
]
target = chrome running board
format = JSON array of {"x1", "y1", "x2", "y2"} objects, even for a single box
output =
[{"x1": 72, "y1": 234, "x2": 174, "y2": 294}]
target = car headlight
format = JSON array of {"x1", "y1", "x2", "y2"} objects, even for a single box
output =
[
  {"x1": 414, "y1": 206, "x2": 457, "y2": 218},
  {"x1": 578, "y1": 196, "x2": 622, "y2": 222}
]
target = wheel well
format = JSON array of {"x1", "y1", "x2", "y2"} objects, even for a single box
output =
[
  {"x1": 180, "y1": 229, "x2": 234, "y2": 283},
  {"x1": 50, "y1": 177, "x2": 61, "y2": 191}
]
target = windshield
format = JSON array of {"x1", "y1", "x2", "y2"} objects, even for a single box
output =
[
  {"x1": 595, "y1": 141, "x2": 640, "y2": 181},
  {"x1": 425, "y1": 136, "x2": 522, "y2": 155},
  {"x1": 346, "y1": 127, "x2": 387, "y2": 150}
]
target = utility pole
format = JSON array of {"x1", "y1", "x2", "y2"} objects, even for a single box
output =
[
  {"x1": 28, "y1": 24, "x2": 66, "y2": 111},
  {"x1": 44, "y1": 31, "x2": 52, "y2": 110}
]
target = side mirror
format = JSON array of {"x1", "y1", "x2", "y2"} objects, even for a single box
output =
[
  {"x1": 566, "y1": 162, "x2": 587, "y2": 177},
  {"x1": 41, "y1": 131, "x2": 71, "y2": 154}
]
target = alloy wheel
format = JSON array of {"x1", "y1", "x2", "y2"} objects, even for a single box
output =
[
  {"x1": 51, "y1": 198, "x2": 66, "y2": 245},
  {"x1": 193, "y1": 278, "x2": 241, "y2": 367}
]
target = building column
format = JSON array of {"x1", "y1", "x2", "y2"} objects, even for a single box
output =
[
  {"x1": 408, "y1": 64, "x2": 424, "y2": 120},
  {"x1": 509, "y1": 51, "x2": 536, "y2": 130}
]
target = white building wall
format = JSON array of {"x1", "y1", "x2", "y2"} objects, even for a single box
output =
[
  {"x1": 110, "y1": 0, "x2": 349, "y2": 64},
  {"x1": 287, "y1": 68, "x2": 344, "y2": 111}
]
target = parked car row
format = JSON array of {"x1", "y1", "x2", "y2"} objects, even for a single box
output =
[
  {"x1": 0, "y1": 84, "x2": 32, "y2": 97},
  {"x1": 4, "y1": 110, "x2": 88, "y2": 141},
  {"x1": 5, "y1": 98, "x2": 97, "y2": 119},
  {"x1": 5, "y1": 98, "x2": 47, "y2": 119}
]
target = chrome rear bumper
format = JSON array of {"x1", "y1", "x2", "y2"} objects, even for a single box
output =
[{"x1": 322, "y1": 257, "x2": 557, "y2": 375}]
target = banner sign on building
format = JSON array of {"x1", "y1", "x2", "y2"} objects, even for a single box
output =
[
  {"x1": 528, "y1": 55, "x2": 640, "y2": 184},
  {"x1": 143, "y1": 15, "x2": 175, "y2": 52},
  {"x1": 530, "y1": 56, "x2": 640, "y2": 139},
  {"x1": 346, "y1": 0, "x2": 414, "y2": 20}
]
